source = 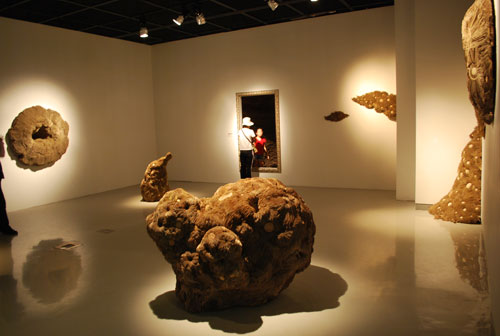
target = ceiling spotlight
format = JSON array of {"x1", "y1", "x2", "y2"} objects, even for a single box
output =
[
  {"x1": 311, "y1": 0, "x2": 318, "y2": 2},
  {"x1": 268, "y1": 0, "x2": 279, "y2": 11},
  {"x1": 139, "y1": 25, "x2": 148, "y2": 38},
  {"x1": 173, "y1": 15, "x2": 184, "y2": 26},
  {"x1": 196, "y1": 12, "x2": 206, "y2": 25}
]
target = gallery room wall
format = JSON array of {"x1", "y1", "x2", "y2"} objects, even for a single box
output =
[
  {"x1": 483, "y1": 0, "x2": 500, "y2": 329},
  {"x1": 0, "y1": 18, "x2": 157, "y2": 212},
  {"x1": 152, "y1": 7, "x2": 397, "y2": 190},
  {"x1": 394, "y1": 0, "x2": 416, "y2": 201},
  {"x1": 414, "y1": 0, "x2": 476, "y2": 205}
]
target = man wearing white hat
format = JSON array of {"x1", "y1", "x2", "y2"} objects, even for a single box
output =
[{"x1": 238, "y1": 117, "x2": 256, "y2": 179}]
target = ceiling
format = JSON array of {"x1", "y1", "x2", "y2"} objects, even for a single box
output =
[{"x1": 0, "y1": 0, "x2": 394, "y2": 45}]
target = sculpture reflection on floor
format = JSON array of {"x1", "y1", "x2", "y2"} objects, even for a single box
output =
[
  {"x1": 446, "y1": 223, "x2": 491, "y2": 334},
  {"x1": 429, "y1": 0, "x2": 495, "y2": 224},
  {"x1": 22, "y1": 239, "x2": 82, "y2": 304},
  {"x1": 146, "y1": 178, "x2": 316, "y2": 313}
]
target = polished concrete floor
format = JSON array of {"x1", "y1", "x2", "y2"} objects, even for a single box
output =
[{"x1": 0, "y1": 182, "x2": 492, "y2": 336}]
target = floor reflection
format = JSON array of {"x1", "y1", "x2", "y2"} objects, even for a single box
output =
[
  {"x1": 0, "y1": 185, "x2": 495, "y2": 335},
  {"x1": 0, "y1": 235, "x2": 23, "y2": 324},
  {"x1": 445, "y1": 223, "x2": 491, "y2": 335},
  {"x1": 447, "y1": 224, "x2": 488, "y2": 293},
  {"x1": 22, "y1": 239, "x2": 82, "y2": 305}
]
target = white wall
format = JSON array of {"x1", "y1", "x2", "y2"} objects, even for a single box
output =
[
  {"x1": 482, "y1": 0, "x2": 500, "y2": 330},
  {"x1": 414, "y1": 0, "x2": 476, "y2": 205},
  {"x1": 0, "y1": 18, "x2": 157, "y2": 211},
  {"x1": 395, "y1": 0, "x2": 416, "y2": 201},
  {"x1": 152, "y1": 7, "x2": 397, "y2": 190}
]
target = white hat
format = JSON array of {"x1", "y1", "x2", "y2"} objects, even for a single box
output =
[{"x1": 242, "y1": 117, "x2": 254, "y2": 127}]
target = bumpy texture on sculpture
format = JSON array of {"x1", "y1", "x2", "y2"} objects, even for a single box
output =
[
  {"x1": 324, "y1": 111, "x2": 349, "y2": 122},
  {"x1": 462, "y1": 0, "x2": 496, "y2": 127},
  {"x1": 141, "y1": 153, "x2": 172, "y2": 202},
  {"x1": 146, "y1": 178, "x2": 316, "y2": 312},
  {"x1": 352, "y1": 91, "x2": 396, "y2": 121},
  {"x1": 429, "y1": 0, "x2": 495, "y2": 224},
  {"x1": 429, "y1": 127, "x2": 482, "y2": 224},
  {"x1": 7, "y1": 105, "x2": 69, "y2": 166}
]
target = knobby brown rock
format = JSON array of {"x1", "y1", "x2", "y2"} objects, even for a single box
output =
[
  {"x1": 140, "y1": 153, "x2": 172, "y2": 202},
  {"x1": 146, "y1": 178, "x2": 316, "y2": 312},
  {"x1": 352, "y1": 91, "x2": 397, "y2": 121},
  {"x1": 7, "y1": 105, "x2": 69, "y2": 166}
]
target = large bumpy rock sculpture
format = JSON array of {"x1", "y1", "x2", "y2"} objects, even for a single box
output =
[
  {"x1": 141, "y1": 153, "x2": 172, "y2": 202},
  {"x1": 146, "y1": 178, "x2": 315, "y2": 312},
  {"x1": 352, "y1": 91, "x2": 397, "y2": 121},
  {"x1": 429, "y1": 0, "x2": 495, "y2": 224},
  {"x1": 429, "y1": 127, "x2": 482, "y2": 224},
  {"x1": 462, "y1": 0, "x2": 495, "y2": 126},
  {"x1": 7, "y1": 105, "x2": 69, "y2": 166}
]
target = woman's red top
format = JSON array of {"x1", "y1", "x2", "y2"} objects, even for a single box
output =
[{"x1": 255, "y1": 138, "x2": 267, "y2": 155}]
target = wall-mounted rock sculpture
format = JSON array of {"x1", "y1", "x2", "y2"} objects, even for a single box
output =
[
  {"x1": 146, "y1": 178, "x2": 316, "y2": 312},
  {"x1": 429, "y1": 127, "x2": 482, "y2": 224},
  {"x1": 324, "y1": 111, "x2": 349, "y2": 122},
  {"x1": 462, "y1": 0, "x2": 496, "y2": 126},
  {"x1": 429, "y1": 0, "x2": 495, "y2": 224},
  {"x1": 140, "y1": 152, "x2": 172, "y2": 202},
  {"x1": 352, "y1": 91, "x2": 397, "y2": 121},
  {"x1": 7, "y1": 105, "x2": 69, "y2": 166}
]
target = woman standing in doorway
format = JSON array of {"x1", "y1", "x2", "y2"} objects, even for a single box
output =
[
  {"x1": 238, "y1": 117, "x2": 255, "y2": 179},
  {"x1": 253, "y1": 128, "x2": 269, "y2": 167}
]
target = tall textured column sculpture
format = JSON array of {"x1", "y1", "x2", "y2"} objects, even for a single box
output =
[{"x1": 429, "y1": 0, "x2": 495, "y2": 224}]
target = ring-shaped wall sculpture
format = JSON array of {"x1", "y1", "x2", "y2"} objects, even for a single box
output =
[{"x1": 7, "y1": 105, "x2": 69, "y2": 167}]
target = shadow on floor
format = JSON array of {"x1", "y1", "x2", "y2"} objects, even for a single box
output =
[{"x1": 149, "y1": 265, "x2": 348, "y2": 334}]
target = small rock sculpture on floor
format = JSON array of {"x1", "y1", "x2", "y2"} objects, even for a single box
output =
[
  {"x1": 146, "y1": 178, "x2": 316, "y2": 312},
  {"x1": 7, "y1": 105, "x2": 69, "y2": 166},
  {"x1": 352, "y1": 91, "x2": 397, "y2": 121},
  {"x1": 140, "y1": 153, "x2": 172, "y2": 202}
]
